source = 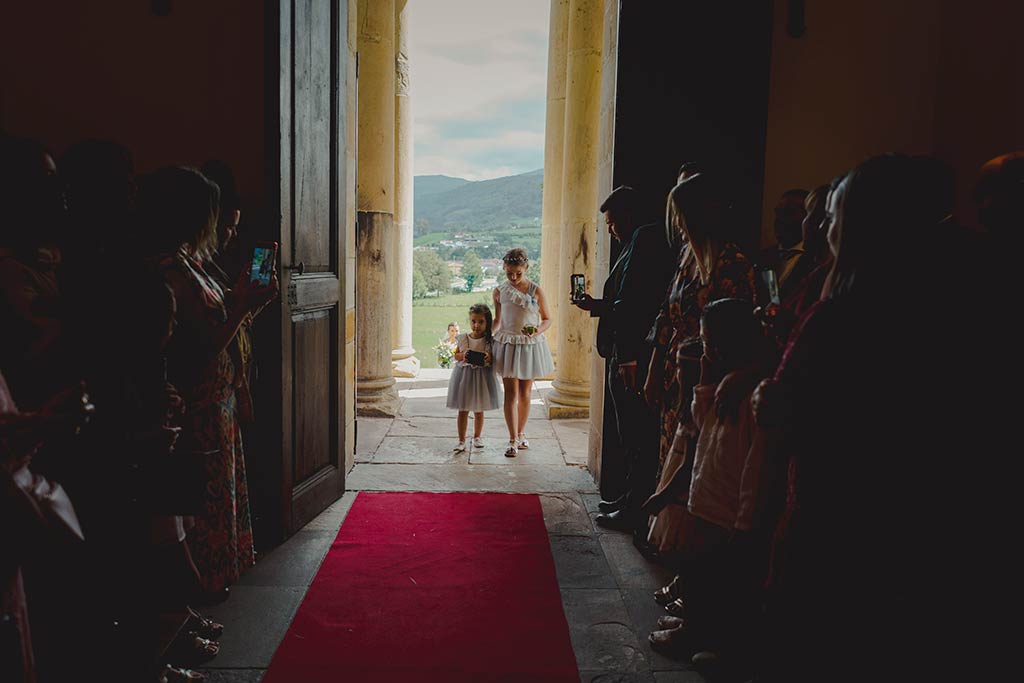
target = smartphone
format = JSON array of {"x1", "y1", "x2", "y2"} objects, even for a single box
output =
[
  {"x1": 250, "y1": 242, "x2": 278, "y2": 286},
  {"x1": 570, "y1": 273, "x2": 586, "y2": 302},
  {"x1": 760, "y1": 269, "x2": 781, "y2": 306}
]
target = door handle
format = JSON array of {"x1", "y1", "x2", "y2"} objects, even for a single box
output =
[{"x1": 286, "y1": 261, "x2": 306, "y2": 276}]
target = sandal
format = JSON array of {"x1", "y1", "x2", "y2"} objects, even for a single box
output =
[
  {"x1": 161, "y1": 664, "x2": 206, "y2": 682},
  {"x1": 504, "y1": 441, "x2": 518, "y2": 458},
  {"x1": 186, "y1": 606, "x2": 224, "y2": 639},
  {"x1": 171, "y1": 632, "x2": 220, "y2": 666},
  {"x1": 664, "y1": 597, "x2": 687, "y2": 619},
  {"x1": 516, "y1": 435, "x2": 530, "y2": 449},
  {"x1": 654, "y1": 575, "x2": 681, "y2": 606}
]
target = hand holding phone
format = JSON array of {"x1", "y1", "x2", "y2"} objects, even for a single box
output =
[
  {"x1": 250, "y1": 242, "x2": 279, "y2": 287},
  {"x1": 570, "y1": 273, "x2": 586, "y2": 302}
]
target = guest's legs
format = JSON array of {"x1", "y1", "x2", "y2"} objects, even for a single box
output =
[
  {"x1": 516, "y1": 379, "x2": 533, "y2": 436},
  {"x1": 502, "y1": 378, "x2": 519, "y2": 441},
  {"x1": 457, "y1": 411, "x2": 469, "y2": 441},
  {"x1": 473, "y1": 412, "x2": 484, "y2": 438}
]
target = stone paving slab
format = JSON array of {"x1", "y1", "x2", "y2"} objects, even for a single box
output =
[
  {"x1": 237, "y1": 529, "x2": 335, "y2": 588},
  {"x1": 196, "y1": 670, "x2": 265, "y2": 682},
  {"x1": 388, "y1": 414, "x2": 558, "y2": 440},
  {"x1": 299, "y1": 491, "x2": 358, "y2": 532},
  {"x1": 201, "y1": 586, "x2": 306, "y2": 668},
  {"x1": 541, "y1": 493, "x2": 595, "y2": 536},
  {"x1": 345, "y1": 462, "x2": 598, "y2": 493},
  {"x1": 550, "y1": 535, "x2": 620, "y2": 589},
  {"x1": 371, "y1": 435, "x2": 472, "y2": 464},
  {"x1": 355, "y1": 416, "x2": 392, "y2": 461},
  {"x1": 561, "y1": 589, "x2": 650, "y2": 674},
  {"x1": 652, "y1": 672, "x2": 707, "y2": 682},
  {"x1": 599, "y1": 532, "x2": 675, "y2": 590},
  {"x1": 580, "y1": 673, "x2": 657, "y2": 683},
  {"x1": 469, "y1": 438, "x2": 565, "y2": 465}
]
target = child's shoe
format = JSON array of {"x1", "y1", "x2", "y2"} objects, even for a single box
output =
[
  {"x1": 472, "y1": 436, "x2": 484, "y2": 449},
  {"x1": 453, "y1": 441, "x2": 467, "y2": 453}
]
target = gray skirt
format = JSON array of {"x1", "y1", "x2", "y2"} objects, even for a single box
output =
[{"x1": 446, "y1": 365, "x2": 502, "y2": 412}]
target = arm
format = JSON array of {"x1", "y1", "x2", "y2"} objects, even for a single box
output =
[
  {"x1": 534, "y1": 286, "x2": 552, "y2": 336},
  {"x1": 735, "y1": 419, "x2": 765, "y2": 532},
  {"x1": 453, "y1": 334, "x2": 467, "y2": 362},
  {"x1": 491, "y1": 288, "x2": 502, "y2": 333}
]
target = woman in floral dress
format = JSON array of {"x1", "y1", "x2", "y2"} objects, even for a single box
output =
[
  {"x1": 642, "y1": 173, "x2": 756, "y2": 553},
  {"x1": 138, "y1": 167, "x2": 278, "y2": 594}
]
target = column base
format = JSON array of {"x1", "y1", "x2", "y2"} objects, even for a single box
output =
[
  {"x1": 391, "y1": 345, "x2": 416, "y2": 361},
  {"x1": 392, "y1": 354, "x2": 420, "y2": 378},
  {"x1": 544, "y1": 378, "x2": 590, "y2": 419},
  {"x1": 356, "y1": 376, "x2": 401, "y2": 417}
]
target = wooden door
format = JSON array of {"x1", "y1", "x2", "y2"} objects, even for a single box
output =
[{"x1": 274, "y1": 0, "x2": 348, "y2": 535}]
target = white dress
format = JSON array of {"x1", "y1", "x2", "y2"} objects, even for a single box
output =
[
  {"x1": 492, "y1": 281, "x2": 555, "y2": 380},
  {"x1": 446, "y1": 333, "x2": 501, "y2": 411}
]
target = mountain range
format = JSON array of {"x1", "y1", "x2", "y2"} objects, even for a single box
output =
[{"x1": 413, "y1": 168, "x2": 543, "y2": 233}]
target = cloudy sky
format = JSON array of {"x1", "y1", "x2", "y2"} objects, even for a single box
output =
[{"x1": 410, "y1": 0, "x2": 549, "y2": 181}]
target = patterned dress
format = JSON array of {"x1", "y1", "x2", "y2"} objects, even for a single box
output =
[
  {"x1": 647, "y1": 241, "x2": 756, "y2": 464},
  {"x1": 158, "y1": 248, "x2": 255, "y2": 592},
  {"x1": 645, "y1": 242, "x2": 756, "y2": 552}
]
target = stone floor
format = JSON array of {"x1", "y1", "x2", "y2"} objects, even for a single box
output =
[{"x1": 197, "y1": 370, "x2": 707, "y2": 682}]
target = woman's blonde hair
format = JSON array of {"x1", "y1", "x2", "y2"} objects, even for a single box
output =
[{"x1": 666, "y1": 173, "x2": 727, "y2": 283}]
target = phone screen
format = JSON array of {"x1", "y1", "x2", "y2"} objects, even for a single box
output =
[
  {"x1": 250, "y1": 246, "x2": 276, "y2": 286},
  {"x1": 571, "y1": 273, "x2": 585, "y2": 301},
  {"x1": 761, "y1": 269, "x2": 781, "y2": 306}
]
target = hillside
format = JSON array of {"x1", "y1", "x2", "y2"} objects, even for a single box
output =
[
  {"x1": 413, "y1": 168, "x2": 543, "y2": 233},
  {"x1": 413, "y1": 174, "x2": 471, "y2": 201}
]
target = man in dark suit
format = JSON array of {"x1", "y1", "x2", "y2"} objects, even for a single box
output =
[{"x1": 574, "y1": 186, "x2": 676, "y2": 532}]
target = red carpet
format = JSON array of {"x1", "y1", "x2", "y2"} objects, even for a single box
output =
[{"x1": 263, "y1": 492, "x2": 579, "y2": 682}]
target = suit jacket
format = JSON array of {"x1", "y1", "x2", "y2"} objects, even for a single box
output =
[{"x1": 593, "y1": 224, "x2": 676, "y2": 364}]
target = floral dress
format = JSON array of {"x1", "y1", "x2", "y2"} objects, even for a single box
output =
[
  {"x1": 645, "y1": 242, "x2": 756, "y2": 552},
  {"x1": 158, "y1": 249, "x2": 255, "y2": 592},
  {"x1": 647, "y1": 241, "x2": 756, "y2": 465}
]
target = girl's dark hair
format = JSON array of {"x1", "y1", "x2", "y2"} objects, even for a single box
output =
[
  {"x1": 136, "y1": 166, "x2": 220, "y2": 260},
  {"x1": 502, "y1": 248, "x2": 529, "y2": 266},
  {"x1": 700, "y1": 298, "x2": 760, "y2": 364},
  {"x1": 469, "y1": 303, "x2": 494, "y2": 344}
]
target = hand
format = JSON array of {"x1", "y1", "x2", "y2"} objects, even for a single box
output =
[
  {"x1": 454, "y1": 351, "x2": 466, "y2": 362},
  {"x1": 643, "y1": 372, "x2": 663, "y2": 411},
  {"x1": 699, "y1": 354, "x2": 719, "y2": 386},
  {"x1": 483, "y1": 350, "x2": 492, "y2": 366},
  {"x1": 618, "y1": 364, "x2": 638, "y2": 393},
  {"x1": 573, "y1": 293, "x2": 596, "y2": 311},
  {"x1": 235, "y1": 266, "x2": 280, "y2": 314}
]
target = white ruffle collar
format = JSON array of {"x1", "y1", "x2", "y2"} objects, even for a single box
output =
[{"x1": 499, "y1": 280, "x2": 536, "y2": 308}]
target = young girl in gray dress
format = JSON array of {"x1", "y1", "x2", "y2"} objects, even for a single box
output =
[
  {"x1": 446, "y1": 303, "x2": 501, "y2": 452},
  {"x1": 492, "y1": 248, "x2": 555, "y2": 457}
]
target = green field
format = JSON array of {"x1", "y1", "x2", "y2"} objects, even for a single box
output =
[{"x1": 413, "y1": 290, "x2": 493, "y2": 368}]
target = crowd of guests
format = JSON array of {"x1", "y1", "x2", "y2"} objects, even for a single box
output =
[
  {"x1": 0, "y1": 132, "x2": 278, "y2": 682},
  {"x1": 582, "y1": 152, "x2": 1018, "y2": 681}
]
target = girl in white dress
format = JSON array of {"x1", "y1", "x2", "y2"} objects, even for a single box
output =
[
  {"x1": 446, "y1": 304, "x2": 501, "y2": 452},
  {"x1": 492, "y1": 248, "x2": 555, "y2": 457}
]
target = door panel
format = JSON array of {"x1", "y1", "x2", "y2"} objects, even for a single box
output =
[
  {"x1": 292, "y1": 0, "x2": 334, "y2": 271},
  {"x1": 277, "y1": 0, "x2": 347, "y2": 535}
]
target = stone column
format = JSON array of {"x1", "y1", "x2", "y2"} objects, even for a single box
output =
[
  {"x1": 391, "y1": 0, "x2": 419, "y2": 378},
  {"x1": 539, "y1": 0, "x2": 570, "y2": 364},
  {"x1": 545, "y1": 0, "x2": 603, "y2": 419},
  {"x1": 588, "y1": 0, "x2": 619, "y2": 479},
  {"x1": 356, "y1": 0, "x2": 400, "y2": 416}
]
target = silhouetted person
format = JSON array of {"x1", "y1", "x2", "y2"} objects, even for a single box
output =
[
  {"x1": 757, "y1": 189, "x2": 808, "y2": 300},
  {"x1": 574, "y1": 186, "x2": 675, "y2": 533}
]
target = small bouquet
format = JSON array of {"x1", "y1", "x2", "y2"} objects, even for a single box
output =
[
  {"x1": 434, "y1": 341, "x2": 455, "y2": 369},
  {"x1": 521, "y1": 324, "x2": 537, "y2": 337}
]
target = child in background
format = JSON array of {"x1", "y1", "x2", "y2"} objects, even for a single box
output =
[
  {"x1": 491, "y1": 248, "x2": 554, "y2": 457},
  {"x1": 446, "y1": 304, "x2": 500, "y2": 452},
  {"x1": 645, "y1": 298, "x2": 769, "y2": 674}
]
